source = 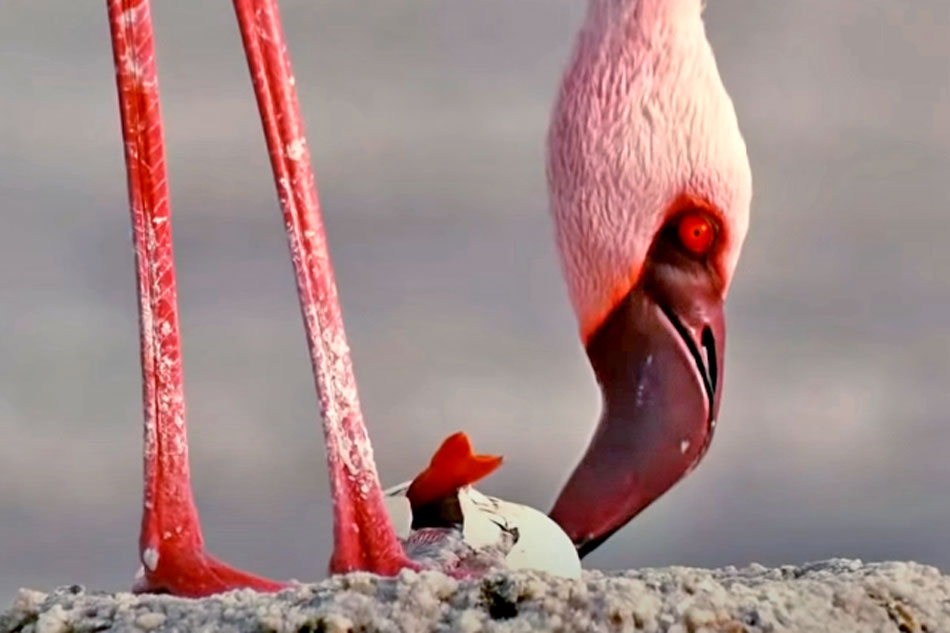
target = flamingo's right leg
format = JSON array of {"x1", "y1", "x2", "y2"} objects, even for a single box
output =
[{"x1": 107, "y1": 0, "x2": 284, "y2": 598}]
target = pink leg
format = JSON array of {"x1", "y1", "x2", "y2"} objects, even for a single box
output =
[
  {"x1": 232, "y1": 0, "x2": 415, "y2": 576},
  {"x1": 107, "y1": 0, "x2": 284, "y2": 597}
]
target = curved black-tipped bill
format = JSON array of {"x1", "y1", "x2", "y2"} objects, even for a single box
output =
[{"x1": 549, "y1": 282, "x2": 725, "y2": 556}]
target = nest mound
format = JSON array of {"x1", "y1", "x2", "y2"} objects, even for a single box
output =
[{"x1": 3, "y1": 559, "x2": 948, "y2": 632}]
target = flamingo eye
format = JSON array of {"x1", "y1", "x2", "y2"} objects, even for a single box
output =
[{"x1": 676, "y1": 212, "x2": 716, "y2": 256}]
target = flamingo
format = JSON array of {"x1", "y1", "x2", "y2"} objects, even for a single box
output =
[
  {"x1": 104, "y1": 0, "x2": 750, "y2": 598},
  {"x1": 546, "y1": 0, "x2": 752, "y2": 555}
]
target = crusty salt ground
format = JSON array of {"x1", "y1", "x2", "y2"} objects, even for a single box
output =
[{"x1": 2, "y1": 559, "x2": 948, "y2": 632}]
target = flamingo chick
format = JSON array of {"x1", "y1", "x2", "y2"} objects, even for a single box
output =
[{"x1": 385, "y1": 433, "x2": 581, "y2": 578}]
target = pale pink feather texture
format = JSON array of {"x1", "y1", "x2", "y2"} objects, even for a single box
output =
[{"x1": 547, "y1": 0, "x2": 752, "y2": 340}]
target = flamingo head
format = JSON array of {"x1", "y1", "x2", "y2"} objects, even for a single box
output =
[{"x1": 546, "y1": 0, "x2": 752, "y2": 555}]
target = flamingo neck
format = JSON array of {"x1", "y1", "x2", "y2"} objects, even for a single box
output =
[{"x1": 587, "y1": 0, "x2": 702, "y2": 23}]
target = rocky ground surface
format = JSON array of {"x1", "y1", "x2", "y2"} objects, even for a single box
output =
[{"x1": 2, "y1": 559, "x2": 948, "y2": 632}]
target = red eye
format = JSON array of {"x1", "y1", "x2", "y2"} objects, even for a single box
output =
[{"x1": 677, "y1": 212, "x2": 716, "y2": 256}]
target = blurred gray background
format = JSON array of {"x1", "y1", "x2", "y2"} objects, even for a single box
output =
[{"x1": 1, "y1": 1, "x2": 948, "y2": 602}]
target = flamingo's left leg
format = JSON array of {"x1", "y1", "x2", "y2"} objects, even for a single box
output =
[{"x1": 231, "y1": 0, "x2": 416, "y2": 576}]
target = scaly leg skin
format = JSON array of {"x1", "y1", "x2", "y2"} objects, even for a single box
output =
[
  {"x1": 232, "y1": 0, "x2": 417, "y2": 576},
  {"x1": 107, "y1": 0, "x2": 284, "y2": 597}
]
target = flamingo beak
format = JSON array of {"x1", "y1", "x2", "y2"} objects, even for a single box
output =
[{"x1": 549, "y1": 280, "x2": 725, "y2": 557}]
